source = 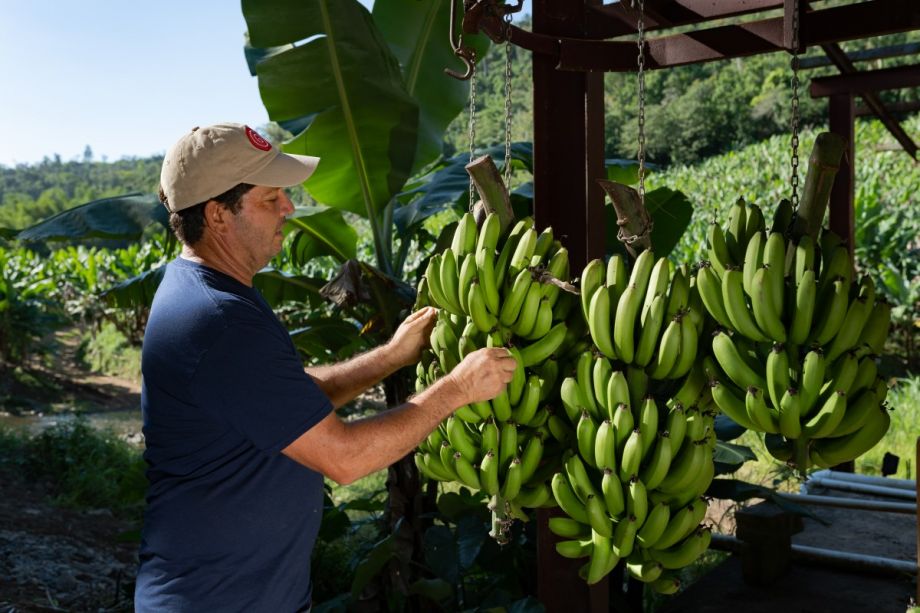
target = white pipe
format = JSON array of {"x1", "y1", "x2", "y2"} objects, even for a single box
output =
[
  {"x1": 775, "y1": 492, "x2": 917, "y2": 514},
  {"x1": 709, "y1": 534, "x2": 917, "y2": 576},
  {"x1": 810, "y1": 469, "x2": 916, "y2": 491},
  {"x1": 807, "y1": 476, "x2": 917, "y2": 501}
]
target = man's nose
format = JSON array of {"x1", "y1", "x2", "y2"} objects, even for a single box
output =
[{"x1": 279, "y1": 190, "x2": 295, "y2": 216}]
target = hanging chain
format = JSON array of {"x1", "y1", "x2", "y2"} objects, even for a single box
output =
[
  {"x1": 790, "y1": 0, "x2": 801, "y2": 210},
  {"x1": 503, "y1": 13, "x2": 514, "y2": 189},
  {"x1": 468, "y1": 48, "x2": 478, "y2": 212},
  {"x1": 634, "y1": 0, "x2": 647, "y2": 205}
]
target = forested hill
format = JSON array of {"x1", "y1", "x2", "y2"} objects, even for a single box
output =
[
  {"x1": 0, "y1": 155, "x2": 162, "y2": 229},
  {"x1": 1, "y1": 30, "x2": 915, "y2": 229}
]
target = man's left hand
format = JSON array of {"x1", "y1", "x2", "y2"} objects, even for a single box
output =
[{"x1": 387, "y1": 306, "x2": 438, "y2": 369}]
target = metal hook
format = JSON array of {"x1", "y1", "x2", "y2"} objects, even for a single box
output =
[{"x1": 446, "y1": 0, "x2": 476, "y2": 80}]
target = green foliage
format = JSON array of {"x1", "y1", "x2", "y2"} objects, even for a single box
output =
[
  {"x1": 0, "y1": 420, "x2": 147, "y2": 518},
  {"x1": 859, "y1": 376, "x2": 920, "y2": 480},
  {"x1": 75, "y1": 322, "x2": 142, "y2": 382}
]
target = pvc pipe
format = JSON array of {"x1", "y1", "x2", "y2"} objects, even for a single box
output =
[
  {"x1": 709, "y1": 534, "x2": 917, "y2": 576},
  {"x1": 791, "y1": 543, "x2": 917, "y2": 575},
  {"x1": 775, "y1": 492, "x2": 917, "y2": 514},
  {"x1": 807, "y1": 476, "x2": 917, "y2": 501},
  {"x1": 810, "y1": 469, "x2": 916, "y2": 491}
]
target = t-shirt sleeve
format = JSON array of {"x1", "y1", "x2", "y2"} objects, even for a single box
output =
[{"x1": 193, "y1": 316, "x2": 334, "y2": 454}]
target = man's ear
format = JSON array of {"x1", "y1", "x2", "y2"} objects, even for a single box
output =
[{"x1": 203, "y1": 200, "x2": 227, "y2": 232}]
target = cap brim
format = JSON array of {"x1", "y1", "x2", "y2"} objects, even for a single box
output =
[{"x1": 243, "y1": 152, "x2": 320, "y2": 188}]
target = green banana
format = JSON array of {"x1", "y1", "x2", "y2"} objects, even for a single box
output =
[
  {"x1": 480, "y1": 450, "x2": 500, "y2": 495},
  {"x1": 507, "y1": 347, "x2": 526, "y2": 406},
  {"x1": 762, "y1": 232, "x2": 786, "y2": 315},
  {"x1": 803, "y1": 390, "x2": 848, "y2": 439},
  {"x1": 657, "y1": 441, "x2": 706, "y2": 494},
  {"x1": 819, "y1": 245, "x2": 852, "y2": 293},
  {"x1": 857, "y1": 300, "x2": 892, "y2": 356},
  {"x1": 794, "y1": 234, "x2": 816, "y2": 285},
  {"x1": 653, "y1": 499, "x2": 703, "y2": 550},
  {"x1": 476, "y1": 212, "x2": 501, "y2": 256},
  {"x1": 501, "y1": 457, "x2": 523, "y2": 499},
  {"x1": 549, "y1": 517, "x2": 591, "y2": 539},
  {"x1": 711, "y1": 380, "x2": 758, "y2": 429},
  {"x1": 797, "y1": 353, "x2": 823, "y2": 420},
  {"x1": 509, "y1": 227, "x2": 538, "y2": 277},
  {"x1": 594, "y1": 419, "x2": 617, "y2": 472},
  {"x1": 850, "y1": 357, "x2": 878, "y2": 396},
  {"x1": 446, "y1": 416, "x2": 479, "y2": 463},
  {"x1": 673, "y1": 365, "x2": 706, "y2": 409},
  {"x1": 828, "y1": 388, "x2": 878, "y2": 438},
  {"x1": 811, "y1": 404, "x2": 890, "y2": 466},
  {"x1": 613, "y1": 285, "x2": 641, "y2": 364},
  {"x1": 607, "y1": 371, "x2": 631, "y2": 420},
  {"x1": 593, "y1": 356, "x2": 613, "y2": 414},
  {"x1": 490, "y1": 388, "x2": 512, "y2": 422},
  {"x1": 612, "y1": 403, "x2": 635, "y2": 454},
  {"x1": 601, "y1": 468, "x2": 625, "y2": 517},
  {"x1": 588, "y1": 286, "x2": 617, "y2": 359},
  {"x1": 580, "y1": 258, "x2": 607, "y2": 323},
  {"x1": 519, "y1": 322, "x2": 567, "y2": 367},
  {"x1": 415, "y1": 452, "x2": 450, "y2": 482},
  {"x1": 666, "y1": 267, "x2": 691, "y2": 320},
  {"x1": 712, "y1": 332, "x2": 767, "y2": 390},
  {"x1": 512, "y1": 283, "x2": 543, "y2": 338},
  {"x1": 811, "y1": 277, "x2": 850, "y2": 345},
  {"x1": 650, "y1": 574, "x2": 681, "y2": 595},
  {"x1": 519, "y1": 431, "x2": 545, "y2": 483},
  {"x1": 636, "y1": 502, "x2": 671, "y2": 549},
  {"x1": 551, "y1": 472, "x2": 590, "y2": 524},
  {"x1": 480, "y1": 418, "x2": 499, "y2": 455},
  {"x1": 707, "y1": 222, "x2": 732, "y2": 278},
  {"x1": 722, "y1": 269, "x2": 767, "y2": 341},
  {"x1": 512, "y1": 374, "x2": 543, "y2": 425},
  {"x1": 547, "y1": 411, "x2": 575, "y2": 445},
  {"x1": 586, "y1": 531, "x2": 617, "y2": 585},
  {"x1": 667, "y1": 313, "x2": 698, "y2": 380},
  {"x1": 765, "y1": 343, "x2": 789, "y2": 410},
  {"x1": 576, "y1": 351, "x2": 600, "y2": 418},
  {"x1": 642, "y1": 257, "x2": 671, "y2": 325},
  {"x1": 556, "y1": 538, "x2": 593, "y2": 559},
  {"x1": 453, "y1": 452, "x2": 482, "y2": 490},
  {"x1": 751, "y1": 267, "x2": 786, "y2": 343},
  {"x1": 515, "y1": 483, "x2": 553, "y2": 508},
  {"x1": 475, "y1": 247, "x2": 501, "y2": 315},
  {"x1": 745, "y1": 386, "x2": 779, "y2": 434},
  {"x1": 649, "y1": 528, "x2": 712, "y2": 569},
  {"x1": 619, "y1": 428, "x2": 643, "y2": 482},
  {"x1": 612, "y1": 514, "x2": 639, "y2": 559},
  {"x1": 627, "y1": 559, "x2": 664, "y2": 584},
  {"x1": 648, "y1": 318, "x2": 681, "y2": 379},
  {"x1": 577, "y1": 410, "x2": 600, "y2": 468},
  {"x1": 500, "y1": 268, "x2": 534, "y2": 327},
  {"x1": 634, "y1": 294, "x2": 667, "y2": 367},
  {"x1": 742, "y1": 231, "x2": 765, "y2": 298},
  {"x1": 778, "y1": 387, "x2": 802, "y2": 439},
  {"x1": 789, "y1": 269, "x2": 817, "y2": 345},
  {"x1": 531, "y1": 227, "x2": 555, "y2": 264},
  {"x1": 468, "y1": 281, "x2": 498, "y2": 333},
  {"x1": 439, "y1": 249, "x2": 463, "y2": 315},
  {"x1": 696, "y1": 262, "x2": 734, "y2": 329},
  {"x1": 825, "y1": 297, "x2": 871, "y2": 362},
  {"x1": 451, "y1": 212, "x2": 478, "y2": 257},
  {"x1": 541, "y1": 246, "x2": 570, "y2": 307},
  {"x1": 627, "y1": 366, "x2": 649, "y2": 418},
  {"x1": 457, "y1": 252, "x2": 476, "y2": 314},
  {"x1": 772, "y1": 198, "x2": 794, "y2": 234},
  {"x1": 726, "y1": 198, "x2": 747, "y2": 262},
  {"x1": 629, "y1": 250, "x2": 656, "y2": 302},
  {"x1": 745, "y1": 202, "x2": 765, "y2": 242},
  {"x1": 586, "y1": 494, "x2": 613, "y2": 538},
  {"x1": 640, "y1": 433, "x2": 673, "y2": 490},
  {"x1": 499, "y1": 421, "x2": 519, "y2": 469},
  {"x1": 626, "y1": 477, "x2": 648, "y2": 526},
  {"x1": 666, "y1": 405, "x2": 687, "y2": 455},
  {"x1": 827, "y1": 352, "x2": 859, "y2": 395},
  {"x1": 637, "y1": 396, "x2": 659, "y2": 458},
  {"x1": 606, "y1": 253, "x2": 629, "y2": 296},
  {"x1": 565, "y1": 452, "x2": 600, "y2": 502}
]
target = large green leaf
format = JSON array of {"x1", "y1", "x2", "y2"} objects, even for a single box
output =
[
  {"x1": 102, "y1": 265, "x2": 165, "y2": 309},
  {"x1": 243, "y1": 0, "x2": 419, "y2": 222},
  {"x1": 373, "y1": 0, "x2": 490, "y2": 172},
  {"x1": 17, "y1": 193, "x2": 165, "y2": 243},
  {"x1": 252, "y1": 268, "x2": 328, "y2": 309},
  {"x1": 283, "y1": 206, "x2": 358, "y2": 265},
  {"x1": 350, "y1": 533, "x2": 396, "y2": 598},
  {"x1": 289, "y1": 317, "x2": 363, "y2": 359}
]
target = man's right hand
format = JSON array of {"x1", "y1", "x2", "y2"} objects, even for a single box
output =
[{"x1": 446, "y1": 347, "x2": 518, "y2": 406}]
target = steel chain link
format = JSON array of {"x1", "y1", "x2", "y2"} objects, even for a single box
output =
[
  {"x1": 468, "y1": 42, "x2": 478, "y2": 213},
  {"x1": 634, "y1": 0, "x2": 647, "y2": 205},
  {"x1": 503, "y1": 13, "x2": 514, "y2": 189},
  {"x1": 790, "y1": 0, "x2": 801, "y2": 210}
]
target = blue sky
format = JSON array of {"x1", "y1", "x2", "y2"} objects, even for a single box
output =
[{"x1": 0, "y1": 1, "x2": 530, "y2": 167}]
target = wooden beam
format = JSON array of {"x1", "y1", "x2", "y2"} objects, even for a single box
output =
[
  {"x1": 585, "y1": 0, "x2": 783, "y2": 38},
  {"x1": 818, "y1": 44, "x2": 918, "y2": 159},
  {"x1": 810, "y1": 63, "x2": 920, "y2": 97},
  {"x1": 856, "y1": 100, "x2": 920, "y2": 117},
  {"x1": 799, "y1": 42, "x2": 920, "y2": 69}
]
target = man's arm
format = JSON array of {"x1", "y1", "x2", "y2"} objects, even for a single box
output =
[
  {"x1": 306, "y1": 307, "x2": 437, "y2": 408},
  {"x1": 284, "y1": 347, "x2": 517, "y2": 484}
]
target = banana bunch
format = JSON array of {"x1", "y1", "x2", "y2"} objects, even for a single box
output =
[
  {"x1": 581, "y1": 251, "x2": 702, "y2": 381},
  {"x1": 698, "y1": 197, "x2": 893, "y2": 469},
  {"x1": 547, "y1": 358, "x2": 716, "y2": 588},
  {"x1": 414, "y1": 212, "x2": 590, "y2": 541}
]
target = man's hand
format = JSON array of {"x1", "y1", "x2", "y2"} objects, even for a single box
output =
[
  {"x1": 387, "y1": 306, "x2": 438, "y2": 369},
  {"x1": 445, "y1": 347, "x2": 517, "y2": 406}
]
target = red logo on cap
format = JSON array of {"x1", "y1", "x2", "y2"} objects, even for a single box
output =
[{"x1": 245, "y1": 126, "x2": 272, "y2": 151}]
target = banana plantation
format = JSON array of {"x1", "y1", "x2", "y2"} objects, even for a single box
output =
[{"x1": 1, "y1": 0, "x2": 918, "y2": 612}]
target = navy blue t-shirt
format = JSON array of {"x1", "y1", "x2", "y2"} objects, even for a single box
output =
[{"x1": 135, "y1": 257, "x2": 333, "y2": 612}]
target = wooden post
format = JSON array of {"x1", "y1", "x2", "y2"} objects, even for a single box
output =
[
  {"x1": 533, "y1": 0, "x2": 608, "y2": 610},
  {"x1": 828, "y1": 93, "x2": 855, "y2": 251}
]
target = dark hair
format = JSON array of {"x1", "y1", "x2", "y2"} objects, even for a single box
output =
[{"x1": 162, "y1": 183, "x2": 254, "y2": 246}]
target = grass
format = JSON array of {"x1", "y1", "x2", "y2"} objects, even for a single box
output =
[
  {"x1": 0, "y1": 419, "x2": 147, "y2": 518},
  {"x1": 75, "y1": 321, "x2": 142, "y2": 383}
]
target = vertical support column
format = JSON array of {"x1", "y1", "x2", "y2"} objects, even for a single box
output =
[
  {"x1": 534, "y1": 0, "x2": 607, "y2": 610},
  {"x1": 828, "y1": 93, "x2": 855, "y2": 252},
  {"x1": 916, "y1": 436, "x2": 919, "y2": 605}
]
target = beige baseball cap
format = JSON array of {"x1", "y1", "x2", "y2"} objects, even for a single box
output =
[{"x1": 160, "y1": 122, "x2": 320, "y2": 212}]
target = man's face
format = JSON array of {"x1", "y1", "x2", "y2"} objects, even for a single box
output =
[{"x1": 228, "y1": 186, "x2": 294, "y2": 271}]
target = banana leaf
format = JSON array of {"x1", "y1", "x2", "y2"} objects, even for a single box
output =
[
  {"x1": 373, "y1": 0, "x2": 490, "y2": 173},
  {"x1": 243, "y1": 0, "x2": 419, "y2": 222},
  {"x1": 102, "y1": 265, "x2": 165, "y2": 309},
  {"x1": 17, "y1": 193, "x2": 166, "y2": 243},
  {"x1": 283, "y1": 206, "x2": 358, "y2": 266},
  {"x1": 253, "y1": 268, "x2": 328, "y2": 310},
  {"x1": 289, "y1": 317, "x2": 364, "y2": 360}
]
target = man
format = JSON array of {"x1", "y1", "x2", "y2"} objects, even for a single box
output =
[{"x1": 134, "y1": 123, "x2": 516, "y2": 612}]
